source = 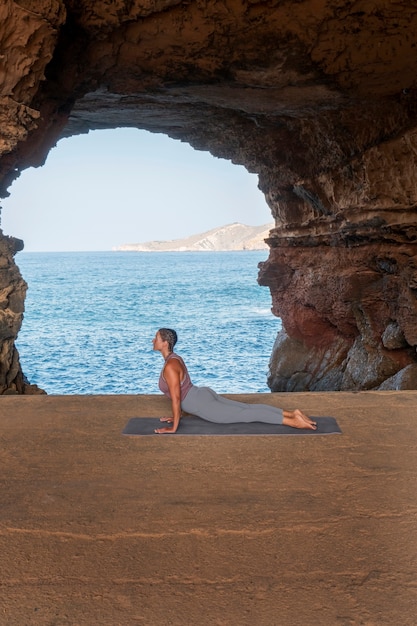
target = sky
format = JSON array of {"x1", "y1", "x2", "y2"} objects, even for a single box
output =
[{"x1": 0, "y1": 128, "x2": 272, "y2": 252}]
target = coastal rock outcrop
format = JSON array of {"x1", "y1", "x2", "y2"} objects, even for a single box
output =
[
  {"x1": 114, "y1": 222, "x2": 272, "y2": 252},
  {"x1": 0, "y1": 234, "x2": 44, "y2": 394},
  {"x1": 1, "y1": 0, "x2": 417, "y2": 392}
]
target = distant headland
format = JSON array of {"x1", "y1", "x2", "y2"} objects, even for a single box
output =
[{"x1": 113, "y1": 222, "x2": 273, "y2": 252}]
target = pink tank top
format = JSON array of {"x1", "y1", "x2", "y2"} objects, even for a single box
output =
[{"x1": 158, "y1": 353, "x2": 193, "y2": 401}]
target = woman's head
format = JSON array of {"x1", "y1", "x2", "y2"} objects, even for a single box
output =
[{"x1": 158, "y1": 328, "x2": 178, "y2": 352}]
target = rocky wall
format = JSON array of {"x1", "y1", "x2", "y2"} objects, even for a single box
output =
[
  {"x1": 0, "y1": 232, "x2": 43, "y2": 393},
  {"x1": 1, "y1": 0, "x2": 417, "y2": 392}
]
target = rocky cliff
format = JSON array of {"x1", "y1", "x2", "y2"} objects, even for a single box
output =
[
  {"x1": 114, "y1": 222, "x2": 272, "y2": 252},
  {"x1": 1, "y1": 0, "x2": 417, "y2": 392}
]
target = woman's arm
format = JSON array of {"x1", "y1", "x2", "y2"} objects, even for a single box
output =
[{"x1": 154, "y1": 359, "x2": 183, "y2": 433}]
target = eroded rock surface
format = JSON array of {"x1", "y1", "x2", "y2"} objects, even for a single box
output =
[
  {"x1": 0, "y1": 233, "x2": 43, "y2": 394},
  {"x1": 1, "y1": 0, "x2": 417, "y2": 391}
]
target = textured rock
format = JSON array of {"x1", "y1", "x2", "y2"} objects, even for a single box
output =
[
  {"x1": 260, "y1": 241, "x2": 417, "y2": 390},
  {"x1": 1, "y1": 1, "x2": 417, "y2": 391},
  {"x1": 0, "y1": 232, "x2": 44, "y2": 394},
  {"x1": 381, "y1": 321, "x2": 408, "y2": 351},
  {"x1": 377, "y1": 364, "x2": 417, "y2": 391}
]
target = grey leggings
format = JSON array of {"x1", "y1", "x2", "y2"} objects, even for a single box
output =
[{"x1": 181, "y1": 386, "x2": 283, "y2": 424}]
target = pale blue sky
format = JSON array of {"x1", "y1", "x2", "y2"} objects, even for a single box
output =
[{"x1": 0, "y1": 128, "x2": 272, "y2": 252}]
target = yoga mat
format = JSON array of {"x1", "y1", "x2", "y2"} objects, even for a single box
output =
[{"x1": 122, "y1": 416, "x2": 342, "y2": 436}]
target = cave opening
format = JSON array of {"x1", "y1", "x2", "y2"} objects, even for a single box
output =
[
  {"x1": 1, "y1": 128, "x2": 279, "y2": 395},
  {"x1": 2, "y1": 0, "x2": 417, "y2": 396}
]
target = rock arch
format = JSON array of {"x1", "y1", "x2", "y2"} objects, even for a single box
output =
[{"x1": 1, "y1": 0, "x2": 417, "y2": 393}]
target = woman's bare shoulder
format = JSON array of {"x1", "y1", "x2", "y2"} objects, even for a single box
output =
[{"x1": 165, "y1": 355, "x2": 185, "y2": 372}]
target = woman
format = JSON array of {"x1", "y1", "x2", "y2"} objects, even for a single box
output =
[{"x1": 152, "y1": 328, "x2": 317, "y2": 433}]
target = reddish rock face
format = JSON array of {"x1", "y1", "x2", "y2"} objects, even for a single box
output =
[
  {"x1": 0, "y1": 234, "x2": 30, "y2": 394},
  {"x1": 259, "y1": 241, "x2": 417, "y2": 390},
  {"x1": 1, "y1": 0, "x2": 417, "y2": 391}
]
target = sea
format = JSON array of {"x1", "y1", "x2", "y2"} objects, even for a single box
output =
[{"x1": 14, "y1": 251, "x2": 282, "y2": 395}]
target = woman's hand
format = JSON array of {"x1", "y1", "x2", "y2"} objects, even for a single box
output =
[{"x1": 155, "y1": 417, "x2": 175, "y2": 433}]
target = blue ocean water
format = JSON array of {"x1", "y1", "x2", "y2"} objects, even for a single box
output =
[{"x1": 15, "y1": 251, "x2": 281, "y2": 394}]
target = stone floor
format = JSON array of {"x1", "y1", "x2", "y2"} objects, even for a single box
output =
[{"x1": 0, "y1": 391, "x2": 416, "y2": 625}]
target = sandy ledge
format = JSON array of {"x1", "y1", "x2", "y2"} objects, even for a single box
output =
[{"x1": 0, "y1": 392, "x2": 416, "y2": 625}]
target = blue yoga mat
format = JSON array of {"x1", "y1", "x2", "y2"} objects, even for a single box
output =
[{"x1": 122, "y1": 416, "x2": 342, "y2": 436}]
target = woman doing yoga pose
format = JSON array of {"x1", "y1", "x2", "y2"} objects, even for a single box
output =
[{"x1": 152, "y1": 328, "x2": 317, "y2": 434}]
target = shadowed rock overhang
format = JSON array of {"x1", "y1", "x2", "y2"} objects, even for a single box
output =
[{"x1": 1, "y1": 0, "x2": 417, "y2": 393}]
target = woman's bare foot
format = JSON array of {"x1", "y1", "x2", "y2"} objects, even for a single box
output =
[{"x1": 282, "y1": 409, "x2": 317, "y2": 430}]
